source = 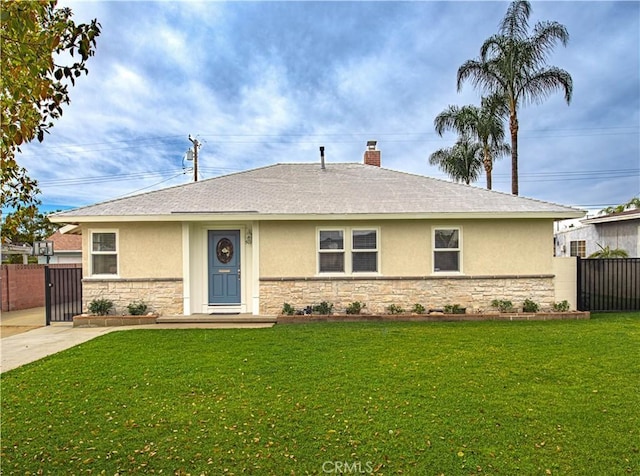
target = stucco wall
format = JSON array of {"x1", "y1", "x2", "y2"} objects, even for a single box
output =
[
  {"x1": 555, "y1": 220, "x2": 639, "y2": 258},
  {"x1": 82, "y1": 223, "x2": 183, "y2": 278},
  {"x1": 595, "y1": 221, "x2": 639, "y2": 257},
  {"x1": 259, "y1": 219, "x2": 553, "y2": 277},
  {"x1": 552, "y1": 257, "x2": 577, "y2": 309}
]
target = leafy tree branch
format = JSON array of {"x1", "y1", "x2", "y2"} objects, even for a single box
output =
[{"x1": 1, "y1": 0, "x2": 101, "y2": 210}]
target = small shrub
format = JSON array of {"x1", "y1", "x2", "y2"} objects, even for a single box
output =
[
  {"x1": 522, "y1": 298, "x2": 540, "y2": 313},
  {"x1": 553, "y1": 300, "x2": 571, "y2": 312},
  {"x1": 491, "y1": 299, "x2": 514, "y2": 312},
  {"x1": 346, "y1": 301, "x2": 366, "y2": 315},
  {"x1": 386, "y1": 304, "x2": 405, "y2": 315},
  {"x1": 88, "y1": 298, "x2": 113, "y2": 316},
  {"x1": 443, "y1": 304, "x2": 465, "y2": 314},
  {"x1": 412, "y1": 303, "x2": 426, "y2": 314},
  {"x1": 312, "y1": 301, "x2": 333, "y2": 315},
  {"x1": 281, "y1": 303, "x2": 295, "y2": 316},
  {"x1": 127, "y1": 301, "x2": 148, "y2": 315}
]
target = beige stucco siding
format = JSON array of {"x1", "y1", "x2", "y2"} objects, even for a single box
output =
[
  {"x1": 259, "y1": 218, "x2": 554, "y2": 277},
  {"x1": 82, "y1": 222, "x2": 183, "y2": 278},
  {"x1": 462, "y1": 219, "x2": 552, "y2": 275},
  {"x1": 259, "y1": 221, "x2": 319, "y2": 276}
]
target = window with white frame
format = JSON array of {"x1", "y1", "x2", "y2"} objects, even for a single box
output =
[
  {"x1": 318, "y1": 228, "x2": 379, "y2": 274},
  {"x1": 91, "y1": 231, "x2": 118, "y2": 275},
  {"x1": 352, "y1": 229, "x2": 378, "y2": 272},
  {"x1": 570, "y1": 240, "x2": 586, "y2": 258},
  {"x1": 319, "y1": 230, "x2": 345, "y2": 273},
  {"x1": 433, "y1": 228, "x2": 461, "y2": 272}
]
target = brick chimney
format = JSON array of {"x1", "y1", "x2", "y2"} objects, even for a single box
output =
[{"x1": 363, "y1": 140, "x2": 380, "y2": 166}]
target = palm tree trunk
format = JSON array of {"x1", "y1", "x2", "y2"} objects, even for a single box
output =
[
  {"x1": 483, "y1": 144, "x2": 492, "y2": 190},
  {"x1": 510, "y1": 110, "x2": 519, "y2": 195}
]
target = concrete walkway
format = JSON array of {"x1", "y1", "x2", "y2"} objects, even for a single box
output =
[
  {"x1": 0, "y1": 306, "x2": 46, "y2": 338},
  {"x1": 0, "y1": 308, "x2": 274, "y2": 373}
]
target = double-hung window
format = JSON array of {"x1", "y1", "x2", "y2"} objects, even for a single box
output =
[
  {"x1": 318, "y1": 228, "x2": 379, "y2": 274},
  {"x1": 352, "y1": 229, "x2": 378, "y2": 272},
  {"x1": 91, "y1": 231, "x2": 118, "y2": 276},
  {"x1": 318, "y1": 230, "x2": 345, "y2": 273},
  {"x1": 433, "y1": 227, "x2": 461, "y2": 273}
]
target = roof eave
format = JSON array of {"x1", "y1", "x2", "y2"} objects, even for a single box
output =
[
  {"x1": 582, "y1": 213, "x2": 640, "y2": 224},
  {"x1": 49, "y1": 210, "x2": 585, "y2": 223}
]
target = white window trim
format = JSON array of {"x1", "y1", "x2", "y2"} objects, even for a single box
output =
[
  {"x1": 432, "y1": 226, "x2": 463, "y2": 275},
  {"x1": 351, "y1": 227, "x2": 380, "y2": 274},
  {"x1": 89, "y1": 229, "x2": 119, "y2": 277},
  {"x1": 316, "y1": 227, "x2": 380, "y2": 276},
  {"x1": 317, "y1": 228, "x2": 346, "y2": 276}
]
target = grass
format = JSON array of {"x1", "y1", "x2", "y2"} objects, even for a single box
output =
[{"x1": 1, "y1": 313, "x2": 639, "y2": 475}]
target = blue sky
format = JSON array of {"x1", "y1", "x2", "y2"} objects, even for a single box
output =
[{"x1": 16, "y1": 0, "x2": 640, "y2": 213}]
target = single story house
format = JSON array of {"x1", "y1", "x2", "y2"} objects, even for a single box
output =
[
  {"x1": 555, "y1": 208, "x2": 640, "y2": 258},
  {"x1": 50, "y1": 142, "x2": 584, "y2": 316}
]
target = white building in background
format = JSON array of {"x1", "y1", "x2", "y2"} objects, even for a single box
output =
[{"x1": 555, "y1": 209, "x2": 640, "y2": 258}]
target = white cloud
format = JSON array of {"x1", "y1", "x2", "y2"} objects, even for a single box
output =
[{"x1": 10, "y1": 1, "x2": 639, "y2": 211}]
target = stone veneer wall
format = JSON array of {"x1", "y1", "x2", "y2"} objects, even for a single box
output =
[
  {"x1": 83, "y1": 278, "x2": 183, "y2": 316},
  {"x1": 259, "y1": 276, "x2": 555, "y2": 315}
]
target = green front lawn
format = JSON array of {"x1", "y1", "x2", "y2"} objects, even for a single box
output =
[{"x1": 2, "y1": 314, "x2": 639, "y2": 474}]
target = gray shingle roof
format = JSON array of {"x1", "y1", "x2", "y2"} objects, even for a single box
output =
[{"x1": 52, "y1": 163, "x2": 583, "y2": 219}]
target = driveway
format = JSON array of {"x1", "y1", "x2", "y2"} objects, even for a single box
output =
[{"x1": 0, "y1": 307, "x2": 45, "y2": 338}]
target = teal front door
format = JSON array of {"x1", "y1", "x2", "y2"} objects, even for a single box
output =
[{"x1": 208, "y1": 230, "x2": 241, "y2": 305}]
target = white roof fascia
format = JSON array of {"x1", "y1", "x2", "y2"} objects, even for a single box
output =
[
  {"x1": 48, "y1": 210, "x2": 584, "y2": 224},
  {"x1": 58, "y1": 224, "x2": 82, "y2": 234},
  {"x1": 582, "y1": 213, "x2": 640, "y2": 224}
]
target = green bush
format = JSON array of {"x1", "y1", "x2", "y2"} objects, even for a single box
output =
[
  {"x1": 281, "y1": 303, "x2": 296, "y2": 315},
  {"x1": 312, "y1": 301, "x2": 333, "y2": 315},
  {"x1": 443, "y1": 304, "x2": 466, "y2": 314},
  {"x1": 88, "y1": 298, "x2": 113, "y2": 316},
  {"x1": 126, "y1": 301, "x2": 148, "y2": 315},
  {"x1": 553, "y1": 300, "x2": 570, "y2": 312},
  {"x1": 491, "y1": 299, "x2": 514, "y2": 312},
  {"x1": 412, "y1": 303, "x2": 426, "y2": 314},
  {"x1": 522, "y1": 298, "x2": 540, "y2": 313},
  {"x1": 345, "y1": 301, "x2": 366, "y2": 315},
  {"x1": 386, "y1": 304, "x2": 405, "y2": 315}
]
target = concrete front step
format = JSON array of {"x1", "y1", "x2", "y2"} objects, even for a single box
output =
[{"x1": 157, "y1": 314, "x2": 277, "y2": 324}]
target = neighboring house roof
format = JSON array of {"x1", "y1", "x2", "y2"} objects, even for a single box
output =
[
  {"x1": 582, "y1": 208, "x2": 640, "y2": 225},
  {"x1": 47, "y1": 231, "x2": 82, "y2": 252},
  {"x1": 51, "y1": 163, "x2": 584, "y2": 221}
]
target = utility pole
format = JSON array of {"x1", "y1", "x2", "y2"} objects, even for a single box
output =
[{"x1": 188, "y1": 135, "x2": 200, "y2": 182}]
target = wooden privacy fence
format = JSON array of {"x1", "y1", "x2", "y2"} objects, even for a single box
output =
[{"x1": 577, "y1": 258, "x2": 640, "y2": 311}]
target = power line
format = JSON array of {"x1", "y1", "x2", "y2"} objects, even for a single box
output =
[
  {"x1": 19, "y1": 125, "x2": 639, "y2": 153},
  {"x1": 38, "y1": 169, "x2": 185, "y2": 187},
  {"x1": 112, "y1": 172, "x2": 189, "y2": 200}
]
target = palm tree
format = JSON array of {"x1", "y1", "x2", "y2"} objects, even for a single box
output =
[
  {"x1": 434, "y1": 93, "x2": 510, "y2": 190},
  {"x1": 588, "y1": 244, "x2": 629, "y2": 259},
  {"x1": 457, "y1": 0, "x2": 572, "y2": 195},
  {"x1": 429, "y1": 135, "x2": 483, "y2": 185},
  {"x1": 600, "y1": 197, "x2": 640, "y2": 215}
]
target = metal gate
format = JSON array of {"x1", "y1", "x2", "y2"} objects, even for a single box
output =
[
  {"x1": 577, "y1": 258, "x2": 640, "y2": 311},
  {"x1": 45, "y1": 266, "x2": 83, "y2": 324}
]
